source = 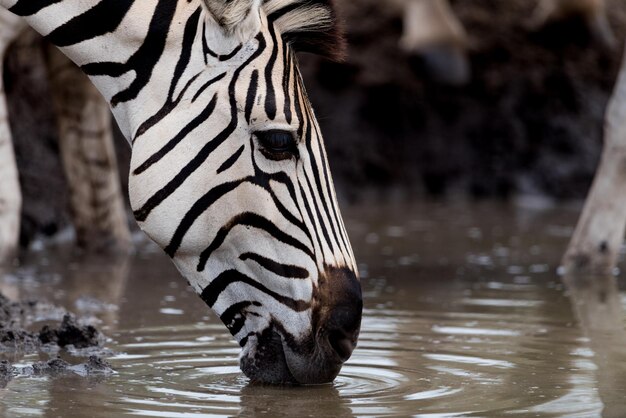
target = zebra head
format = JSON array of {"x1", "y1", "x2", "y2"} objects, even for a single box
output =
[{"x1": 128, "y1": 0, "x2": 362, "y2": 384}]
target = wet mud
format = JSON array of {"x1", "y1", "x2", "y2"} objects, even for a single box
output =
[{"x1": 0, "y1": 292, "x2": 111, "y2": 385}]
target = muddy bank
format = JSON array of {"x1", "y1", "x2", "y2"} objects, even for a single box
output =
[
  {"x1": 6, "y1": 0, "x2": 626, "y2": 244},
  {"x1": 0, "y1": 356, "x2": 114, "y2": 388},
  {"x1": 0, "y1": 292, "x2": 112, "y2": 386},
  {"x1": 0, "y1": 354, "x2": 113, "y2": 388},
  {"x1": 0, "y1": 293, "x2": 102, "y2": 351}
]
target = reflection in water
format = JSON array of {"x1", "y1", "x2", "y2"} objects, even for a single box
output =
[
  {"x1": 563, "y1": 274, "x2": 626, "y2": 418},
  {"x1": 0, "y1": 201, "x2": 625, "y2": 416},
  {"x1": 238, "y1": 384, "x2": 353, "y2": 417}
]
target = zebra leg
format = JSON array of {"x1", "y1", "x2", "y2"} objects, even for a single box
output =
[
  {"x1": 562, "y1": 47, "x2": 626, "y2": 276},
  {"x1": 399, "y1": 0, "x2": 470, "y2": 85},
  {"x1": 45, "y1": 45, "x2": 131, "y2": 253},
  {"x1": 528, "y1": 0, "x2": 616, "y2": 50},
  {"x1": 0, "y1": 14, "x2": 27, "y2": 266}
]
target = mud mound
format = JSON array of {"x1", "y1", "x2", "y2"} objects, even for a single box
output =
[
  {"x1": 0, "y1": 292, "x2": 103, "y2": 351},
  {"x1": 28, "y1": 355, "x2": 113, "y2": 377},
  {"x1": 0, "y1": 296, "x2": 102, "y2": 351},
  {"x1": 0, "y1": 292, "x2": 111, "y2": 386},
  {"x1": 0, "y1": 356, "x2": 114, "y2": 388},
  {"x1": 38, "y1": 314, "x2": 101, "y2": 349}
]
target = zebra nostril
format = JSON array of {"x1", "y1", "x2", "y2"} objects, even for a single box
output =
[
  {"x1": 328, "y1": 329, "x2": 355, "y2": 362},
  {"x1": 329, "y1": 304, "x2": 362, "y2": 338},
  {"x1": 325, "y1": 305, "x2": 361, "y2": 362}
]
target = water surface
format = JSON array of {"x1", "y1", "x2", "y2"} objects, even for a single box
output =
[{"x1": 1, "y1": 201, "x2": 625, "y2": 417}]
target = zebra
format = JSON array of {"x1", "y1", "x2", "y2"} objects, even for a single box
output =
[
  {"x1": 0, "y1": 10, "x2": 131, "y2": 260},
  {"x1": 394, "y1": 0, "x2": 615, "y2": 84},
  {"x1": 0, "y1": 0, "x2": 364, "y2": 384}
]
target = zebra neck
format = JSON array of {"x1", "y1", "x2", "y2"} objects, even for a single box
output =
[{"x1": 3, "y1": 0, "x2": 216, "y2": 143}]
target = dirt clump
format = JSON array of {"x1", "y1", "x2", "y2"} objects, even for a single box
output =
[
  {"x1": 38, "y1": 314, "x2": 101, "y2": 348},
  {"x1": 0, "y1": 292, "x2": 111, "y2": 385},
  {"x1": 29, "y1": 355, "x2": 114, "y2": 377},
  {"x1": 0, "y1": 356, "x2": 114, "y2": 387},
  {"x1": 0, "y1": 293, "x2": 102, "y2": 351}
]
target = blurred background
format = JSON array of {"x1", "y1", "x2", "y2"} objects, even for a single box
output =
[{"x1": 5, "y1": 0, "x2": 626, "y2": 247}]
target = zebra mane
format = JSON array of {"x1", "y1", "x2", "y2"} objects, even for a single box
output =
[{"x1": 263, "y1": 0, "x2": 346, "y2": 60}]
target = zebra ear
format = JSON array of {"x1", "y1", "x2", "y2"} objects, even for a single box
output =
[{"x1": 202, "y1": 0, "x2": 262, "y2": 40}]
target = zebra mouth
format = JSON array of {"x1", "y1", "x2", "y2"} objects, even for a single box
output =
[
  {"x1": 239, "y1": 324, "x2": 345, "y2": 385},
  {"x1": 240, "y1": 325, "x2": 298, "y2": 385}
]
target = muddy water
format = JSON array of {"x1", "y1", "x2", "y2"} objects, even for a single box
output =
[{"x1": 1, "y1": 201, "x2": 626, "y2": 417}]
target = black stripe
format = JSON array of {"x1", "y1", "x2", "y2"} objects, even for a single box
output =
[
  {"x1": 291, "y1": 63, "x2": 324, "y2": 258},
  {"x1": 200, "y1": 270, "x2": 309, "y2": 311},
  {"x1": 204, "y1": 44, "x2": 243, "y2": 61},
  {"x1": 304, "y1": 104, "x2": 343, "y2": 259},
  {"x1": 133, "y1": 93, "x2": 218, "y2": 176},
  {"x1": 240, "y1": 253, "x2": 309, "y2": 279},
  {"x1": 202, "y1": 21, "x2": 210, "y2": 64},
  {"x1": 218, "y1": 44, "x2": 243, "y2": 61},
  {"x1": 245, "y1": 70, "x2": 258, "y2": 123},
  {"x1": 248, "y1": 138, "x2": 312, "y2": 244},
  {"x1": 291, "y1": 52, "x2": 305, "y2": 140},
  {"x1": 46, "y1": 0, "x2": 134, "y2": 47},
  {"x1": 164, "y1": 179, "x2": 247, "y2": 257},
  {"x1": 165, "y1": 164, "x2": 310, "y2": 259},
  {"x1": 133, "y1": 34, "x2": 267, "y2": 222},
  {"x1": 134, "y1": 72, "x2": 201, "y2": 141},
  {"x1": 9, "y1": 0, "x2": 62, "y2": 16},
  {"x1": 134, "y1": 8, "x2": 204, "y2": 140},
  {"x1": 220, "y1": 301, "x2": 261, "y2": 336},
  {"x1": 299, "y1": 74, "x2": 341, "y2": 257},
  {"x1": 165, "y1": 8, "x2": 202, "y2": 104},
  {"x1": 264, "y1": 24, "x2": 279, "y2": 120},
  {"x1": 296, "y1": 91, "x2": 335, "y2": 256},
  {"x1": 81, "y1": 0, "x2": 178, "y2": 106},
  {"x1": 217, "y1": 145, "x2": 245, "y2": 174},
  {"x1": 197, "y1": 212, "x2": 314, "y2": 272},
  {"x1": 303, "y1": 167, "x2": 335, "y2": 256},
  {"x1": 239, "y1": 333, "x2": 255, "y2": 348},
  {"x1": 266, "y1": 182, "x2": 310, "y2": 242},
  {"x1": 192, "y1": 72, "x2": 227, "y2": 102},
  {"x1": 312, "y1": 119, "x2": 352, "y2": 258},
  {"x1": 296, "y1": 179, "x2": 324, "y2": 261},
  {"x1": 282, "y1": 47, "x2": 293, "y2": 124}
]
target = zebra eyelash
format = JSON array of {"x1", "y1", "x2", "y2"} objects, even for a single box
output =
[{"x1": 254, "y1": 129, "x2": 299, "y2": 161}]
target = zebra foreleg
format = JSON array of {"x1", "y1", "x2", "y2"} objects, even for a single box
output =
[
  {"x1": 0, "y1": 14, "x2": 27, "y2": 266},
  {"x1": 562, "y1": 47, "x2": 626, "y2": 276},
  {"x1": 398, "y1": 0, "x2": 470, "y2": 85},
  {"x1": 45, "y1": 45, "x2": 131, "y2": 253}
]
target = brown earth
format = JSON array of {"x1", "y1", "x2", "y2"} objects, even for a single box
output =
[
  {"x1": 301, "y1": 0, "x2": 626, "y2": 199},
  {"x1": 5, "y1": 0, "x2": 626, "y2": 243}
]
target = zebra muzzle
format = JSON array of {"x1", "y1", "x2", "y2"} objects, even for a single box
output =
[
  {"x1": 239, "y1": 266, "x2": 362, "y2": 385},
  {"x1": 281, "y1": 266, "x2": 363, "y2": 384}
]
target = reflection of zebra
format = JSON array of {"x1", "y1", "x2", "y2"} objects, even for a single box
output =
[
  {"x1": 2, "y1": 0, "x2": 363, "y2": 384},
  {"x1": 0, "y1": 11, "x2": 131, "y2": 260}
]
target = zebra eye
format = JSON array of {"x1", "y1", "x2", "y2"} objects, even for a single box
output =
[{"x1": 255, "y1": 130, "x2": 298, "y2": 160}]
